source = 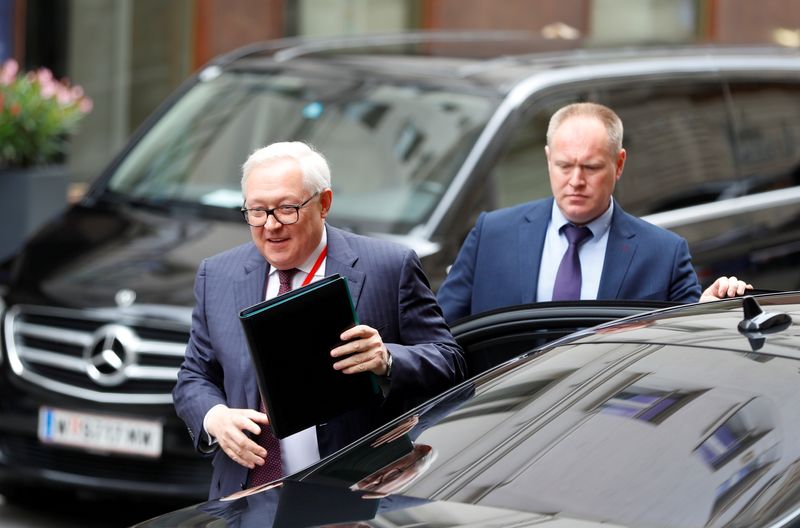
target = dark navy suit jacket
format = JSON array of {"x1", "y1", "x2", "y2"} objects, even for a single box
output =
[
  {"x1": 173, "y1": 225, "x2": 465, "y2": 499},
  {"x1": 437, "y1": 198, "x2": 702, "y2": 323}
]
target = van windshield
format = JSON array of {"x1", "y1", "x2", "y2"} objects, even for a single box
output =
[{"x1": 106, "y1": 69, "x2": 495, "y2": 234}]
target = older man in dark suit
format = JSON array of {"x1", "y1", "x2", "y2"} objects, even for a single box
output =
[
  {"x1": 174, "y1": 141, "x2": 464, "y2": 499},
  {"x1": 438, "y1": 102, "x2": 750, "y2": 323}
]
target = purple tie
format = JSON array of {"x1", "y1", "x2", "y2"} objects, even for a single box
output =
[
  {"x1": 552, "y1": 225, "x2": 593, "y2": 301},
  {"x1": 247, "y1": 268, "x2": 296, "y2": 487}
]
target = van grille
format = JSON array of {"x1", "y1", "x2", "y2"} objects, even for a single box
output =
[{"x1": 3, "y1": 305, "x2": 190, "y2": 404}]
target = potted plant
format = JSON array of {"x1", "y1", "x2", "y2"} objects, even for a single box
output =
[{"x1": 0, "y1": 59, "x2": 93, "y2": 259}]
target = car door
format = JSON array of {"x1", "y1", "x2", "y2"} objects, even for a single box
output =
[
  {"x1": 682, "y1": 77, "x2": 800, "y2": 291},
  {"x1": 451, "y1": 299, "x2": 675, "y2": 376}
]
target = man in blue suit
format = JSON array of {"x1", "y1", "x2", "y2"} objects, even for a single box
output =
[
  {"x1": 173, "y1": 141, "x2": 465, "y2": 499},
  {"x1": 438, "y1": 102, "x2": 750, "y2": 323}
]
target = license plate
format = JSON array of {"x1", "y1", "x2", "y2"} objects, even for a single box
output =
[{"x1": 38, "y1": 406, "x2": 163, "y2": 458}]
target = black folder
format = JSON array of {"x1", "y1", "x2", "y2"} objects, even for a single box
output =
[{"x1": 239, "y1": 274, "x2": 379, "y2": 439}]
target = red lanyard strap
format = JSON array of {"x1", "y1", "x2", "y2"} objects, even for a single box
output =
[{"x1": 301, "y1": 246, "x2": 328, "y2": 287}]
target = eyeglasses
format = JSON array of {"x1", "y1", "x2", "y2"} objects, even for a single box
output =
[{"x1": 241, "y1": 192, "x2": 319, "y2": 227}]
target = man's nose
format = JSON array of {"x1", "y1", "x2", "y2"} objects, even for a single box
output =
[
  {"x1": 264, "y1": 213, "x2": 283, "y2": 229},
  {"x1": 567, "y1": 168, "x2": 585, "y2": 187}
]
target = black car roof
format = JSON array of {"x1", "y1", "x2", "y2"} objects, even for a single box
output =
[
  {"x1": 209, "y1": 31, "x2": 800, "y2": 94},
  {"x1": 569, "y1": 292, "x2": 800, "y2": 359}
]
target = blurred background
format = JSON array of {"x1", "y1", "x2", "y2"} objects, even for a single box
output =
[{"x1": 3, "y1": 0, "x2": 800, "y2": 196}]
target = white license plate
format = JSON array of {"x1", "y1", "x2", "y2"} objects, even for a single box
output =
[{"x1": 38, "y1": 406, "x2": 163, "y2": 458}]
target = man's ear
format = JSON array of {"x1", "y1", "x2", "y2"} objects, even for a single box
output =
[
  {"x1": 319, "y1": 188, "x2": 333, "y2": 218},
  {"x1": 615, "y1": 148, "x2": 627, "y2": 181}
]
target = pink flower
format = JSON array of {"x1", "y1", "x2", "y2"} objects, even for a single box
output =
[
  {"x1": 0, "y1": 59, "x2": 19, "y2": 84},
  {"x1": 0, "y1": 60, "x2": 93, "y2": 167},
  {"x1": 79, "y1": 97, "x2": 93, "y2": 114},
  {"x1": 39, "y1": 78, "x2": 57, "y2": 99},
  {"x1": 35, "y1": 67, "x2": 53, "y2": 84},
  {"x1": 56, "y1": 85, "x2": 72, "y2": 105}
]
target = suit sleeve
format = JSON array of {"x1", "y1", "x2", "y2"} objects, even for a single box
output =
[
  {"x1": 668, "y1": 237, "x2": 702, "y2": 303},
  {"x1": 436, "y1": 213, "x2": 485, "y2": 324},
  {"x1": 173, "y1": 259, "x2": 228, "y2": 453},
  {"x1": 384, "y1": 250, "x2": 467, "y2": 412}
]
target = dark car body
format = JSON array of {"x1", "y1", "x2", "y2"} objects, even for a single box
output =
[
  {"x1": 135, "y1": 292, "x2": 800, "y2": 527},
  {"x1": 2, "y1": 32, "x2": 800, "y2": 502}
]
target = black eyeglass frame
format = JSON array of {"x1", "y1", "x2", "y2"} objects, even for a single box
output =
[{"x1": 240, "y1": 191, "x2": 320, "y2": 227}]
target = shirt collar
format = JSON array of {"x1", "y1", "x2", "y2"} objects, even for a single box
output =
[{"x1": 551, "y1": 198, "x2": 614, "y2": 239}]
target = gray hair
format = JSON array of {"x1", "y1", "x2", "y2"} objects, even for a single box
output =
[
  {"x1": 241, "y1": 141, "x2": 331, "y2": 195},
  {"x1": 546, "y1": 102, "x2": 624, "y2": 153}
]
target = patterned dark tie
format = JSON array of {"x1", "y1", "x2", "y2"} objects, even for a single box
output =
[
  {"x1": 551, "y1": 224, "x2": 593, "y2": 301},
  {"x1": 247, "y1": 268, "x2": 296, "y2": 487}
]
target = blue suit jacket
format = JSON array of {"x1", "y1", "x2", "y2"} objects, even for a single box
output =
[
  {"x1": 173, "y1": 225, "x2": 465, "y2": 499},
  {"x1": 437, "y1": 198, "x2": 702, "y2": 323}
]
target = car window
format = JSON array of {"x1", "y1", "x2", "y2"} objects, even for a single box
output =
[
  {"x1": 603, "y1": 79, "x2": 736, "y2": 215},
  {"x1": 725, "y1": 80, "x2": 800, "y2": 195},
  {"x1": 486, "y1": 97, "x2": 573, "y2": 209},
  {"x1": 106, "y1": 70, "x2": 495, "y2": 235},
  {"x1": 488, "y1": 79, "x2": 736, "y2": 216}
]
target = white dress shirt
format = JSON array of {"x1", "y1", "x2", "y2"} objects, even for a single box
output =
[{"x1": 536, "y1": 200, "x2": 614, "y2": 302}]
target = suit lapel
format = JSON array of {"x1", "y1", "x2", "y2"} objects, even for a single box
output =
[
  {"x1": 324, "y1": 226, "x2": 366, "y2": 309},
  {"x1": 519, "y1": 199, "x2": 551, "y2": 304},
  {"x1": 598, "y1": 205, "x2": 638, "y2": 299},
  {"x1": 233, "y1": 245, "x2": 269, "y2": 409},
  {"x1": 232, "y1": 228, "x2": 364, "y2": 408}
]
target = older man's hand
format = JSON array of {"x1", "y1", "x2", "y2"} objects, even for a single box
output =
[
  {"x1": 206, "y1": 405, "x2": 270, "y2": 469},
  {"x1": 699, "y1": 276, "x2": 753, "y2": 302},
  {"x1": 331, "y1": 324, "x2": 391, "y2": 376}
]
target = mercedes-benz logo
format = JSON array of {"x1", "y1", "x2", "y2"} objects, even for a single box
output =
[
  {"x1": 84, "y1": 324, "x2": 139, "y2": 386},
  {"x1": 115, "y1": 289, "x2": 137, "y2": 308}
]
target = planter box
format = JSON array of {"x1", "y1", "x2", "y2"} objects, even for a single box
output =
[{"x1": 0, "y1": 165, "x2": 69, "y2": 261}]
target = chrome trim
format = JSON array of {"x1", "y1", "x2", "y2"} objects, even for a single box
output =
[
  {"x1": 10, "y1": 369, "x2": 174, "y2": 405},
  {"x1": 0, "y1": 290, "x2": 5, "y2": 367},
  {"x1": 125, "y1": 365, "x2": 180, "y2": 381},
  {"x1": 139, "y1": 340, "x2": 189, "y2": 357},
  {"x1": 769, "y1": 504, "x2": 800, "y2": 528},
  {"x1": 5, "y1": 306, "x2": 24, "y2": 376},
  {"x1": 199, "y1": 64, "x2": 222, "y2": 82},
  {"x1": 16, "y1": 347, "x2": 87, "y2": 371},
  {"x1": 4, "y1": 304, "x2": 188, "y2": 405},
  {"x1": 422, "y1": 53, "x2": 800, "y2": 239},
  {"x1": 642, "y1": 186, "x2": 800, "y2": 229},
  {"x1": 16, "y1": 322, "x2": 95, "y2": 347}
]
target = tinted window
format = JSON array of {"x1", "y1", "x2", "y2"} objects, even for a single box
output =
[
  {"x1": 107, "y1": 70, "x2": 495, "y2": 235},
  {"x1": 726, "y1": 80, "x2": 800, "y2": 194},
  {"x1": 488, "y1": 79, "x2": 735, "y2": 216},
  {"x1": 603, "y1": 80, "x2": 735, "y2": 214},
  {"x1": 488, "y1": 96, "x2": 574, "y2": 209}
]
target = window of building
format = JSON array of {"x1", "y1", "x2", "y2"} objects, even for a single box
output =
[{"x1": 597, "y1": 386, "x2": 697, "y2": 424}]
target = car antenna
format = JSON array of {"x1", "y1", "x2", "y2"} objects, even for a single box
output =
[{"x1": 738, "y1": 295, "x2": 793, "y2": 337}]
